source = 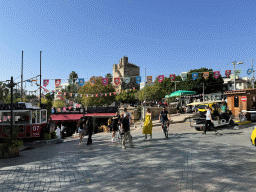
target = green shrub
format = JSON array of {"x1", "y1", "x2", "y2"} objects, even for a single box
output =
[
  {"x1": 51, "y1": 132, "x2": 57, "y2": 139},
  {"x1": 43, "y1": 133, "x2": 51, "y2": 140}
]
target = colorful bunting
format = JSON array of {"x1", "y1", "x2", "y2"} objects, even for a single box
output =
[
  {"x1": 203, "y1": 72, "x2": 209, "y2": 79},
  {"x1": 102, "y1": 78, "x2": 108, "y2": 86},
  {"x1": 124, "y1": 77, "x2": 130, "y2": 84},
  {"x1": 136, "y1": 76, "x2": 141, "y2": 84},
  {"x1": 170, "y1": 74, "x2": 175, "y2": 81},
  {"x1": 147, "y1": 76, "x2": 152, "y2": 84},
  {"x1": 213, "y1": 71, "x2": 220, "y2": 79},
  {"x1": 225, "y1": 70, "x2": 231, "y2": 77},
  {"x1": 55, "y1": 79, "x2": 61, "y2": 86},
  {"x1": 90, "y1": 77, "x2": 96, "y2": 86},
  {"x1": 114, "y1": 78, "x2": 120, "y2": 85},
  {"x1": 192, "y1": 73, "x2": 198, "y2": 80},
  {"x1": 158, "y1": 75, "x2": 164, "y2": 83},
  {"x1": 78, "y1": 78, "x2": 85, "y2": 86},
  {"x1": 181, "y1": 73, "x2": 187, "y2": 81},
  {"x1": 43, "y1": 79, "x2": 49, "y2": 87}
]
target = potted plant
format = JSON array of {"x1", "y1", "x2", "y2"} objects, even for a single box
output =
[{"x1": 0, "y1": 128, "x2": 23, "y2": 158}]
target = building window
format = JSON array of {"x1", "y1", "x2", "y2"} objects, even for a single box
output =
[{"x1": 234, "y1": 96, "x2": 239, "y2": 107}]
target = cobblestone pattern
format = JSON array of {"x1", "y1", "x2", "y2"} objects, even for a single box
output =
[{"x1": 1, "y1": 122, "x2": 256, "y2": 191}]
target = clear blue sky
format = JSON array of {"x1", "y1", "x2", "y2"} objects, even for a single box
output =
[{"x1": 1, "y1": 0, "x2": 256, "y2": 93}]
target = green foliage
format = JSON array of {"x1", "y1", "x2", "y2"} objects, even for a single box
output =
[
  {"x1": 138, "y1": 81, "x2": 166, "y2": 101},
  {"x1": 53, "y1": 100, "x2": 66, "y2": 108},
  {"x1": 0, "y1": 127, "x2": 23, "y2": 156},
  {"x1": 61, "y1": 84, "x2": 82, "y2": 104},
  {"x1": 80, "y1": 76, "x2": 116, "y2": 106},
  {"x1": 51, "y1": 132, "x2": 57, "y2": 139},
  {"x1": 43, "y1": 133, "x2": 51, "y2": 140},
  {"x1": 42, "y1": 93, "x2": 54, "y2": 120},
  {"x1": 116, "y1": 90, "x2": 137, "y2": 103}
]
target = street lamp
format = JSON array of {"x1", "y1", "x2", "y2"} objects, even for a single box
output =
[
  {"x1": 232, "y1": 61, "x2": 244, "y2": 90},
  {"x1": 6, "y1": 76, "x2": 17, "y2": 136}
]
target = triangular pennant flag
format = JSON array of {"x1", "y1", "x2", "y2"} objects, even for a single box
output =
[
  {"x1": 114, "y1": 78, "x2": 120, "y2": 85},
  {"x1": 247, "y1": 68, "x2": 253, "y2": 76},
  {"x1": 69, "y1": 93, "x2": 72, "y2": 97},
  {"x1": 147, "y1": 76, "x2": 152, "y2": 84},
  {"x1": 109, "y1": 93, "x2": 112, "y2": 96},
  {"x1": 43, "y1": 79, "x2": 49, "y2": 87},
  {"x1": 78, "y1": 78, "x2": 85, "y2": 86},
  {"x1": 91, "y1": 94, "x2": 94, "y2": 97},
  {"x1": 170, "y1": 74, "x2": 175, "y2": 81},
  {"x1": 158, "y1": 75, "x2": 164, "y2": 83},
  {"x1": 96, "y1": 94, "x2": 98, "y2": 97},
  {"x1": 213, "y1": 71, "x2": 220, "y2": 79},
  {"x1": 55, "y1": 79, "x2": 61, "y2": 86},
  {"x1": 136, "y1": 76, "x2": 141, "y2": 84},
  {"x1": 192, "y1": 73, "x2": 198, "y2": 80},
  {"x1": 124, "y1": 77, "x2": 130, "y2": 84},
  {"x1": 102, "y1": 78, "x2": 108, "y2": 86},
  {"x1": 203, "y1": 72, "x2": 209, "y2": 79},
  {"x1": 225, "y1": 70, "x2": 231, "y2": 77},
  {"x1": 90, "y1": 77, "x2": 96, "y2": 86}
]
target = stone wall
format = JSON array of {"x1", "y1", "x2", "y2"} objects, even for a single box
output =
[{"x1": 112, "y1": 56, "x2": 140, "y2": 92}]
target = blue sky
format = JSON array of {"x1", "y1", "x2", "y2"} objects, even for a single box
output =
[{"x1": 1, "y1": 0, "x2": 256, "y2": 93}]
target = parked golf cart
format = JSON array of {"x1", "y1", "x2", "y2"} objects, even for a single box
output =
[{"x1": 189, "y1": 100, "x2": 234, "y2": 131}]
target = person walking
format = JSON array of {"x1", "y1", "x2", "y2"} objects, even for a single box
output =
[
  {"x1": 111, "y1": 112, "x2": 120, "y2": 142},
  {"x1": 108, "y1": 118, "x2": 112, "y2": 132},
  {"x1": 121, "y1": 114, "x2": 133, "y2": 149},
  {"x1": 143, "y1": 108, "x2": 152, "y2": 140},
  {"x1": 203, "y1": 106, "x2": 218, "y2": 135},
  {"x1": 78, "y1": 118, "x2": 86, "y2": 145},
  {"x1": 61, "y1": 124, "x2": 65, "y2": 139},
  {"x1": 86, "y1": 117, "x2": 93, "y2": 145}
]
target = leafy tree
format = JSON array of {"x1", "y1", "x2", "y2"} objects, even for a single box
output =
[
  {"x1": 61, "y1": 83, "x2": 82, "y2": 105},
  {"x1": 0, "y1": 83, "x2": 9, "y2": 104},
  {"x1": 79, "y1": 76, "x2": 116, "y2": 106},
  {"x1": 41, "y1": 92, "x2": 54, "y2": 120},
  {"x1": 116, "y1": 90, "x2": 137, "y2": 103},
  {"x1": 53, "y1": 100, "x2": 66, "y2": 108}
]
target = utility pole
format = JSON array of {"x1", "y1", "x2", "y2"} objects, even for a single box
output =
[
  {"x1": 144, "y1": 68, "x2": 146, "y2": 102},
  {"x1": 252, "y1": 58, "x2": 254, "y2": 89},
  {"x1": 175, "y1": 81, "x2": 176, "y2": 92},
  {"x1": 232, "y1": 61, "x2": 236, "y2": 91},
  {"x1": 6, "y1": 77, "x2": 16, "y2": 136},
  {"x1": 40, "y1": 51, "x2": 42, "y2": 108},
  {"x1": 21, "y1": 51, "x2": 23, "y2": 102},
  {"x1": 203, "y1": 82, "x2": 204, "y2": 102}
]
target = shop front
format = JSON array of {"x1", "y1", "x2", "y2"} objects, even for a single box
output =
[{"x1": 224, "y1": 89, "x2": 256, "y2": 117}]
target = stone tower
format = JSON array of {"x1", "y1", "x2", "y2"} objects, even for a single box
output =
[{"x1": 112, "y1": 56, "x2": 140, "y2": 92}]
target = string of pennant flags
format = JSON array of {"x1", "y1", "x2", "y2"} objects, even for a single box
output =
[
  {"x1": 52, "y1": 87, "x2": 136, "y2": 100},
  {"x1": 41, "y1": 69, "x2": 254, "y2": 91}
]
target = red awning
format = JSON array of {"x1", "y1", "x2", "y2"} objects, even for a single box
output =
[
  {"x1": 50, "y1": 113, "x2": 116, "y2": 122},
  {"x1": 51, "y1": 114, "x2": 84, "y2": 122}
]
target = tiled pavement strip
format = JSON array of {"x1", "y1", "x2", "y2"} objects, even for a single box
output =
[{"x1": 1, "y1": 115, "x2": 256, "y2": 191}]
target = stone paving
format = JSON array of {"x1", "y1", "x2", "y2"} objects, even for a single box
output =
[{"x1": 1, "y1": 120, "x2": 256, "y2": 192}]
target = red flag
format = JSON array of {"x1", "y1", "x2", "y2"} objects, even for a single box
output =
[
  {"x1": 213, "y1": 71, "x2": 220, "y2": 79},
  {"x1": 170, "y1": 74, "x2": 175, "y2": 81},
  {"x1": 158, "y1": 75, "x2": 164, "y2": 83},
  {"x1": 109, "y1": 93, "x2": 112, "y2": 96},
  {"x1": 55, "y1": 79, "x2": 61, "y2": 86},
  {"x1": 114, "y1": 78, "x2": 120, "y2": 85},
  {"x1": 69, "y1": 93, "x2": 72, "y2": 97},
  {"x1": 113, "y1": 92, "x2": 116, "y2": 95},
  {"x1": 225, "y1": 70, "x2": 231, "y2": 77},
  {"x1": 96, "y1": 94, "x2": 98, "y2": 97},
  {"x1": 63, "y1": 92, "x2": 66, "y2": 96}
]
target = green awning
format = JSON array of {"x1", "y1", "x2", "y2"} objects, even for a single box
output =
[{"x1": 165, "y1": 90, "x2": 196, "y2": 98}]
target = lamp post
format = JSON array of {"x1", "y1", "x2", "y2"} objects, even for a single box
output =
[
  {"x1": 6, "y1": 76, "x2": 17, "y2": 136},
  {"x1": 232, "y1": 61, "x2": 244, "y2": 90}
]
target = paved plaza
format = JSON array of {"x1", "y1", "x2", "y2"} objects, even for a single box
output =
[{"x1": 1, "y1": 120, "x2": 256, "y2": 192}]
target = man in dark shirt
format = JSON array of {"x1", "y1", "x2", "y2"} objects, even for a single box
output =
[
  {"x1": 159, "y1": 107, "x2": 170, "y2": 129},
  {"x1": 121, "y1": 115, "x2": 133, "y2": 149}
]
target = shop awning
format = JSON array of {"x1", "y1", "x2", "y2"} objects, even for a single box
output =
[
  {"x1": 50, "y1": 113, "x2": 116, "y2": 121},
  {"x1": 51, "y1": 114, "x2": 84, "y2": 121},
  {"x1": 165, "y1": 90, "x2": 196, "y2": 98}
]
